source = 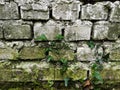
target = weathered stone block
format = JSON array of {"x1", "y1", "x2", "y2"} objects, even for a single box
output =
[
  {"x1": 0, "y1": 61, "x2": 55, "y2": 82},
  {"x1": 0, "y1": 1, "x2": 19, "y2": 19},
  {"x1": 21, "y1": 10, "x2": 49, "y2": 20},
  {"x1": 65, "y1": 20, "x2": 92, "y2": 41},
  {"x1": 15, "y1": 0, "x2": 50, "y2": 7},
  {"x1": 20, "y1": 0, "x2": 49, "y2": 20},
  {"x1": 77, "y1": 44, "x2": 95, "y2": 61},
  {"x1": 19, "y1": 47, "x2": 46, "y2": 60},
  {"x1": 55, "y1": 62, "x2": 87, "y2": 80},
  {"x1": 110, "y1": 48, "x2": 120, "y2": 61},
  {"x1": 81, "y1": 3, "x2": 108, "y2": 20},
  {"x1": 101, "y1": 70, "x2": 120, "y2": 81},
  {"x1": 4, "y1": 25, "x2": 32, "y2": 40},
  {"x1": 93, "y1": 21, "x2": 120, "y2": 40},
  {"x1": 110, "y1": 1, "x2": 120, "y2": 22},
  {"x1": 52, "y1": 0, "x2": 81, "y2": 20},
  {"x1": 104, "y1": 42, "x2": 120, "y2": 61},
  {"x1": 49, "y1": 49, "x2": 75, "y2": 61},
  {"x1": 34, "y1": 20, "x2": 62, "y2": 41},
  {"x1": 99, "y1": 62, "x2": 120, "y2": 81},
  {"x1": 0, "y1": 69, "x2": 32, "y2": 82},
  {"x1": 0, "y1": 48, "x2": 18, "y2": 60},
  {"x1": 16, "y1": 62, "x2": 55, "y2": 80}
]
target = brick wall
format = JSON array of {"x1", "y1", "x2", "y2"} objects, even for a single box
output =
[{"x1": 0, "y1": 0, "x2": 120, "y2": 90}]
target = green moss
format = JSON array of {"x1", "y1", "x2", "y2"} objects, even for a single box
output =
[
  {"x1": 55, "y1": 62, "x2": 87, "y2": 80},
  {"x1": 108, "y1": 24, "x2": 120, "y2": 40},
  {"x1": 8, "y1": 88, "x2": 22, "y2": 90},
  {"x1": 19, "y1": 47, "x2": 46, "y2": 59},
  {"x1": 49, "y1": 49, "x2": 75, "y2": 61},
  {"x1": 100, "y1": 70, "x2": 120, "y2": 82},
  {"x1": 110, "y1": 48, "x2": 120, "y2": 60},
  {"x1": 66, "y1": 69, "x2": 86, "y2": 80}
]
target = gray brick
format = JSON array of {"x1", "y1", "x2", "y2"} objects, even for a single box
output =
[
  {"x1": 110, "y1": 1, "x2": 120, "y2": 22},
  {"x1": 52, "y1": 0, "x2": 81, "y2": 20},
  {"x1": 34, "y1": 20, "x2": 62, "y2": 41},
  {"x1": 93, "y1": 21, "x2": 120, "y2": 40},
  {"x1": 4, "y1": 24, "x2": 32, "y2": 40},
  {"x1": 65, "y1": 20, "x2": 92, "y2": 41},
  {"x1": 0, "y1": 48, "x2": 18, "y2": 60},
  {"x1": 81, "y1": 3, "x2": 108, "y2": 20},
  {"x1": 0, "y1": 1, "x2": 19, "y2": 19},
  {"x1": 20, "y1": 0, "x2": 49, "y2": 20}
]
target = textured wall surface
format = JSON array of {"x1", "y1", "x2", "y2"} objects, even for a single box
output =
[{"x1": 0, "y1": 0, "x2": 120, "y2": 90}]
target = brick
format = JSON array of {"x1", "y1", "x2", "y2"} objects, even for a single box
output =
[
  {"x1": 21, "y1": 10, "x2": 49, "y2": 20},
  {"x1": 93, "y1": 21, "x2": 120, "y2": 40},
  {"x1": 110, "y1": 1, "x2": 120, "y2": 22},
  {"x1": 19, "y1": 47, "x2": 46, "y2": 60},
  {"x1": 55, "y1": 62, "x2": 87, "y2": 80},
  {"x1": 104, "y1": 42, "x2": 120, "y2": 61},
  {"x1": 0, "y1": 48, "x2": 18, "y2": 60},
  {"x1": 77, "y1": 44, "x2": 95, "y2": 61},
  {"x1": 49, "y1": 49, "x2": 75, "y2": 61},
  {"x1": 0, "y1": 1, "x2": 19, "y2": 19},
  {"x1": 0, "y1": 20, "x2": 32, "y2": 40},
  {"x1": 65, "y1": 20, "x2": 92, "y2": 41},
  {"x1": 0, "y1": 61, "x2": 55, "y2": 82},
  {"x1": 4, "y1": 25, "x2": 32, "y2": 40},
  {"x1": 34, "y1": 20, "x2": 62, "y2": 41},
  {"x1": 20, "y1": 0, "x2": 49, "y2": 20},
  {"x1": 77, "y1": 43, "x2": 103, "y2": 61},
  {"x1": 81, "y1": 2, "x2": 108, "y2": 20},
  {"x1": 52, "y1": 0, "x2": 81, "y2": 20},
  {"x1": 100, "y1": 62, "x2": 120, "y2": 81}
]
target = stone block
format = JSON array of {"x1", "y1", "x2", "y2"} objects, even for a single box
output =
[
  {"x1": 0, "y1": 61, "x2": 55, "y2": 82},
  {"x1": 52, "y1": 0, "x2": 81, "y2": 20},
  {"x1": 1, "y1": 20, "x2": 32, "y2": 40},
  {"x1": 55, "y1": 62, "x2": 87, "y2": 80},
  {"x1": 4, "y1": 25, "x2": 32, "y2": 40},
  {"x1": 21, "y1": 10, "x2": 49, "y2": 20},
  {"x1": 101, "y1": 70, "x2": 120, "y2": 81},
  {"x1": 34, "y1": 20, "x2": 62, "y2": 41},
  {"x1": 104, "y1": 42, "x2": 120, "y2": 61},
  {"x1": 19, "y1": 47, "x2": 46, "y2": 60},
  {"x1": 99, "y1": 62, "x2": 120, "y2": 81},
  {"x1": 93, "y1": 21, "x2": 120, "y2": 40},
  {"x1": 65, "y1": 20, "x2": 92, "y2": 41},
  {"x1": 110, "y1": 1, "x2": 120, "y2": 22},
  {"x1": 77, "y1": 44, "x2": 95, "y2": 61},
  {"x1": 0, "y1": 1, "x2": 19, "y2": 19},
  {"x1": 81, "y1": 3, "x2": 108, "y2": 20},
  {"x1": 15, "y1": 0, "x2": 50, "y2": 7},
  {"x1": 110, "y1": 48, "x2": 120, "y2": 61},
  {"x1": 20, "y1": 0, "x2": 49, "y2": 20},
  {"x1": 0, "y1": 48, "x2": 18, "y2": 60},
  {"x1": 16, "y1": 61, "x2": 55, "y2": 81},
  {"x1": 0, "y1": 69, "x2": 32, "y2": 82},
  {"x1": 49, "y1": 49, "x2": 75, "y2": 61}
]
